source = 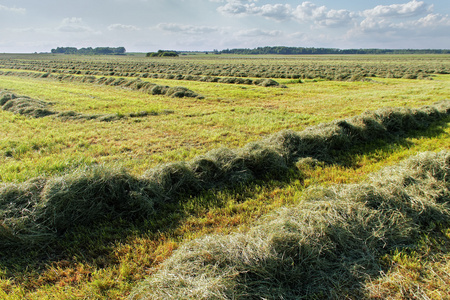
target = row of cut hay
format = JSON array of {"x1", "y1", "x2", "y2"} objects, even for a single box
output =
[
  {"x1": 0, "y1": 100, "x2": 449, "y2": 248},
  {"x1": 0, "y1": 90, "x2": 169, "y2": 121},
  {"x1": 0, "y1": 91, "x2": 56, "y2": 118},
  {"x1": 129, "y1": 150, "x2": 450, "y2": 299},
  {"x1": 0, "y1": 166, "x2": 155, "y2": 248},
  {"x1": 0, "y1": 71, "x2": 204, "y2": 99},
  {"x1": 267, "y1": 100, "x2": 450, "y2": 164},
  {"x1": 142, "y1": 73, "x2": 283, "y2": 87},
  {"x1": 4, "y1": 57, "x2": 445, "y2": 81}
]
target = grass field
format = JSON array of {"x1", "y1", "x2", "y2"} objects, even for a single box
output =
[{"x1": 0, "y1": 53, "x2": 449, "y2": 299}]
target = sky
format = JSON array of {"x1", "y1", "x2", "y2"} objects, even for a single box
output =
[{"x1": 0, "y1": 0, "x2": 449, "y2": 53}]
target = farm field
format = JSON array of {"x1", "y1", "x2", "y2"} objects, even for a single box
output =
[{"x1": 0, "y1": 53, "x2": 450, "y2": 299}]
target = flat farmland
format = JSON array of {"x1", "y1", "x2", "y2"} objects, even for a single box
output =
[{"x1": 1, "y1": 54, "x2": 450, "y2": 299}]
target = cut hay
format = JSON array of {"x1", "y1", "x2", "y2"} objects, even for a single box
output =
[
  {"x1": 1, "y1": 90, "x2": 167, "y2": 121},
  {"x1": 266, "y1": 100, "x2": 450, "y2": 164},
  {"x1": 0, "y1": 71, "x2": 204, "y2": 99},
  {"x1": 130, "y1": 151, "x2": 450, "y2": 299},
  {"x1": 0, "y1": 166, "x2": 155, "y2": 248},
  {"x1": 1, "y1": 100, "x2": 449, "y2": 248},
  {"x1": 1, "y1": 91, "x2": 56, "y2": 118}
]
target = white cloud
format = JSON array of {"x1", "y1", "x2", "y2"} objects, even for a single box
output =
[
  {"x1": 292, "y1": 2, "x2": 326, "y2": 21},
  {"x1": 357, "y1": 1, "x2": 447, "y2": 34},
  {"x1": 0, "y1": 5, "x2": 26, "y2": 14},
  {"x1": 217, "y1": 1, "x2": 259, "y2": 16},
  {"x1": 157, "y1": 23, "x2": 219, "y2": 35},
  {"x1": 108, "y1": 24, "x2": 140, "y2": 31},
  {"x1": 57, "y1": 17, "x2": 97, "y2": 33},
  {"x1": 413, "y1": 13, "x2": 450, "y2": 27},
  {"x1": 236, "y1": 28, "x2": 283, "y2": 37},
  {"x1": 257, "y1": 4, "x2": 292, "y2": 21},
  {"x1": 362, "y1": 0, "x2": 431, "y2": 18},
  {"x1": 217, "y1": 1, "x2": 355, "y2": 27}
]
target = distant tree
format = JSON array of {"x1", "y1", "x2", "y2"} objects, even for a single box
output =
[
  {"x1": 51, "y1": 47, "x2": 78, "y2": 54},
  {"x1": 217, "y1": 46, "x2": 450, "y2": 55},
  {"x1": 146, "y1": 50, "x2": 179, "y2": 57},
  {"x1": 50, "y1": 47, "x2": 126, "y2": 55}
]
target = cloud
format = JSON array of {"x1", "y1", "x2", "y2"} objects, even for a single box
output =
[
  {"x1": 392, "y1": 13, "x2": 450, "y2": 34},
  {"x1": 412, "y1": 13, "x2": 450, "y2": 27},
  {"x1": 235, "y1": 28, "x2": 283, "y2": 37},
  {"x1": 57, "y1": 18, "x2": 97, "y2": 33},
  {"x1": 217, "y1": 1, "x2": 355, "y2": 27},
  {"x1": 217, "y1": 0, "x2": 259, "y2": 16},
  {"x1": 346, "y1": 3, "x2": 450, "y2": 49},
  {"x1": 157, "y1": 23, "x2": 220, "y2": 35},
  {"x1": 108, "y1": 24, "x2": 140, "y2": 31},
  {"x1": 293, "y1": 3, "x2": 355, "y2": 27},
  {"x1": 357, "y1": 1, "x2": 447, "y2": 34},
  {"x1": 292, "y1": 2, "x2": 326, "y2": 21},
  {"x1": 257, "y1": 4, "x2": 292, "y2": 21},
  {"x1": 362, "y1": 0, "x2": 431, "y2": 18},
  {"x1": 0, "y1": 5, "x2": 26, "y2": 14}
]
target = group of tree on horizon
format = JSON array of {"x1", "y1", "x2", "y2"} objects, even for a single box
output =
[
  {"x1": 51, "y1": 47, "x2": 126, "y2": 55},
  {"x1": 50, "y1": 46, "x2": 450, "y2": 56},
  {"x1": 217, "y1": 46, "x2": 450, "y2": 55}
]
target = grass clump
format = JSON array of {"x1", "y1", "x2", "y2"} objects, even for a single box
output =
[
  {"x1": 130, "y1": 150, "x2": 450, "y2": 299},
  {"x1": 1, "y1": 90, "x2": 55, "y2": 118},
  {"x1": 142, "y1": 162, "x2": 201, "y2": 201},
  {"x1": 0, "y1": 166, "x2": 154, "y2": 248}
]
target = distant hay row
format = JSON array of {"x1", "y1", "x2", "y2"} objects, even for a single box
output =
[
  {"x1": 0, "y1": 90, "x2": 173, "y2": 121},
  {"x1": 2, "y1": 57, "x2": 448, "y2": 81},
  {"x1": 141, "y1": 74, "x2": 282, "y2": 87},
  {"x1": 0, "y1": 71, "x2": 204, "y2": 99},
  {"x1": 1, "y1": 69, "x2": 282, "y2": 88},
  {"x1": 130, "y1": 150, "x2": 450, "y2": 299},
  {"x1": 1, "y1": 100, "x2": 449, "y2": 248}
]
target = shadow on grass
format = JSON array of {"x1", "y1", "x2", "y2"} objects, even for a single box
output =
[
  {"x1": 333, "y1": 116, "x2": 449, "y2": 169},
  {"x1": 1, "y1": 117, "x2": 449, "y2": 296}
]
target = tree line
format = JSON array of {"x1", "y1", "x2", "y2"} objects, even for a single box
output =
[
  {"x1": 51, "y1": 47, "x2": 126, "y2": 55},
  {"x1": 218, "y1": 46, "x2": 450, "y2": 55},
  {"x1": 146, "y1": 50, "x2": 179, "y2": 57}
]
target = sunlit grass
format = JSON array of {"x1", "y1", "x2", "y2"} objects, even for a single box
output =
[{"x1": 1, "y1": 73, "x2": 449, "y2": 182}]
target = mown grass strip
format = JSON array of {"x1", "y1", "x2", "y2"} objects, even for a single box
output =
[
  {"x1": 1, "y1": 101, "x2": 449, "y2": 249},
  {"x1": 0, "y1": 71, "x2": 203, "y2": 99},
  {"x1": 0, "y1": 90, "x2": 172, "y2": 121}
]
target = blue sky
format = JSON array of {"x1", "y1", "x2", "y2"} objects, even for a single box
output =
[{"x1": 0, "y1": 0, "x2": 449, "y2": 53}]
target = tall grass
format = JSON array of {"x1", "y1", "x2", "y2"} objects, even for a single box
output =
[{"x1": 130, "y1": 150, "x2": 450, "y2": 299}]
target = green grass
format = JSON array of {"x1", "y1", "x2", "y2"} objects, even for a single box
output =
[{"x1": 0, "y1": 54, "x2": 449, "y2": 299}]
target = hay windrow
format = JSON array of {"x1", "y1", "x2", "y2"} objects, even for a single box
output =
[
  {"x1": 267, "y1": 100, "x2": 450, "y2": 164},
  {"x1": 0, "y1": 101, "x2": 449, "y2": 247},
  {"x1": 130, "y1": 151, "x2": 450, "y2": 300},
  {"x1": 0, "y1": 71, "x2": 204, "y2": 98},
  {"x1": 0, "y1": 90, "x2": 170, "y2": 121},
  {"x1": 0, "y1": 91, "x2": 56, "y2": 118}
]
